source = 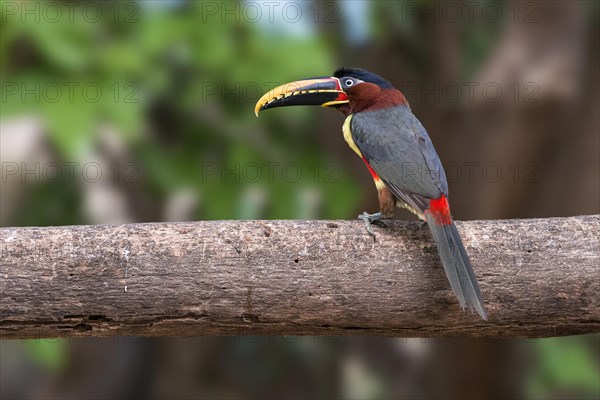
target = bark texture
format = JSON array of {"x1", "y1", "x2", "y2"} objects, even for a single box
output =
[{"x1": 1, "y1": 215, "x2": 598, "y2": 339}]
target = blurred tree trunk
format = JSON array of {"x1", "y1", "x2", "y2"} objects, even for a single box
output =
[{"x1": 471, "y1": 1, "x2": 597, "y2": 219}]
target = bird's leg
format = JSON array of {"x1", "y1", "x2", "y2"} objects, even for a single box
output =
[
  {"x1": 359, "y1": 188, "x2": 396, "y2": 240},
  {"x1": 358, "y1": 211, "x2": 387, "y2": 240}
]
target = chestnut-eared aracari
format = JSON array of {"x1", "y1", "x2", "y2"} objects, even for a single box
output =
[{"x1": 255, "y1": 67, "x2": 487, "y2": 320}]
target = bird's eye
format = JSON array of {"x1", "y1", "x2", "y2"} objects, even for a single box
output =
[{"x1": 344, "y1": 79, "x2": 354, "y2": 87}]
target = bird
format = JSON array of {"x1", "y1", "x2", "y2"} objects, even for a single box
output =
[{"x1": 254, "y1": 67, "x2": 487, "y2": 320}]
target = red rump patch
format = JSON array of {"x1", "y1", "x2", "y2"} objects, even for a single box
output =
[
  {"x1": 361, "y1": 157, "x2": 380, "y2": 181},
  {"x1": 429, "y1": 195, "x2": 452, "y2": 225}
]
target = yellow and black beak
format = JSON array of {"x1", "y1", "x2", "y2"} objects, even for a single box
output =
[{"x1": 255, "y1": 77, "x2": 349, "y2": 117}]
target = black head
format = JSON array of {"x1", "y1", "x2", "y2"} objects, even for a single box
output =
[{"x1": 334, "y1": 67, "x2": 393, "y2": 89}]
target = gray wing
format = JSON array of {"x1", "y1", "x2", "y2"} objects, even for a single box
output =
[{"x1": 351, "y1": 105, "x2": 448, "y2": 212}]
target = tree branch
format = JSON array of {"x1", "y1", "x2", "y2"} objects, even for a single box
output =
[{"x1": 1, "y1": 216, "x2": 598, "y2": 339}]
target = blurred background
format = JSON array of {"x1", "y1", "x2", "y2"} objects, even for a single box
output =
[{"x1": 1, "y1": 0, "x2": 598, "y2": 399}]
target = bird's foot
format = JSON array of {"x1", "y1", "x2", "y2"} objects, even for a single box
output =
[{"x1": 358, "y1": 211, "x2": 387, "y2": 241}]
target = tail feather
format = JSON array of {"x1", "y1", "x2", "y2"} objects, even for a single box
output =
[{"x1": 425, "y1": 213, "x2": 488, "y2": 320}]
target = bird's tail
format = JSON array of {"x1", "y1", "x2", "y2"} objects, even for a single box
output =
[{"x1": 425, "y1": 197, "x2": 487, "y2": 320}]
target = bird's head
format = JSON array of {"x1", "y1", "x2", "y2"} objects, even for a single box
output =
[{"x1": 255, "y1": 67, "x2": 407, "y2": 117}]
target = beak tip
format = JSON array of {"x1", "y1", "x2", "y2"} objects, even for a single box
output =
[{"x1": 254, "y1": 103, "x2": 264, "y2": 118}]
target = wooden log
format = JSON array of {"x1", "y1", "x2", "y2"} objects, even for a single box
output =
[{"x1": 1, "y1": 215, "x2": 598, "y2": 339}]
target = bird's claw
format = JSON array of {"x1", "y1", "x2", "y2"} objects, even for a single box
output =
[{"x1": 358, "y1": 211, "x2": 386, "y2": 241}]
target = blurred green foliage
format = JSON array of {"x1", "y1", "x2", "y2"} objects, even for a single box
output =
[
  {"x1": 529, "y1": 336, "x2": 600, "y2": 398},
  {"x1": 24, "y1": 340, "x2": 67, "y2": 372},
  {"x1": 1, "y1": 1, "x2": 360, "y2": 223}
]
